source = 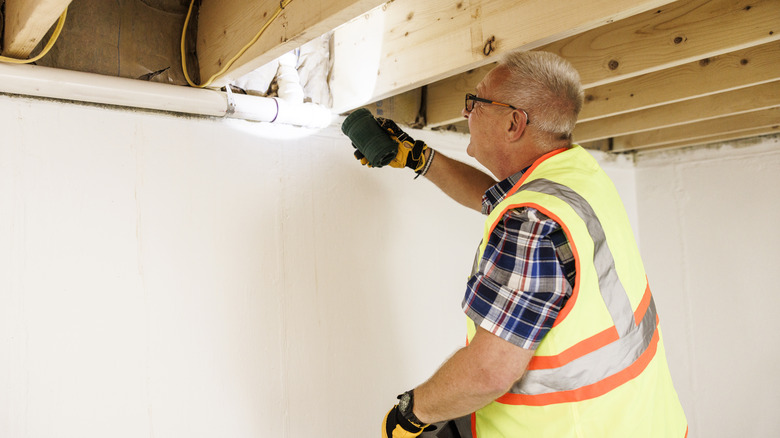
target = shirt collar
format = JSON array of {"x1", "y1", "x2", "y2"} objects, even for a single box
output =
[{"x1": 481, "y1": 167, "x2": 528, "y2": 215}]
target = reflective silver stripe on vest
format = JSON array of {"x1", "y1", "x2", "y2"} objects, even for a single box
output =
[
  {"x1": 518, "y1": 178, "x2": 635, "y2": 337},
  {"x1": 513, "y1": 296, "x2": 656, "y2": 395},
  {"x1": 503, "y1": 178, "x2": 657, "y2": 395}
]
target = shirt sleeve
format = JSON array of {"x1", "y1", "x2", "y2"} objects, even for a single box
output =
[{"x1": 462, "y1": 207, "x2": 572, "y2": 350}]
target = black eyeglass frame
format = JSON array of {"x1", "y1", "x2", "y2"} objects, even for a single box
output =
[{"x1": 465, "y1": 93, "x2": 530, "y2": 124}]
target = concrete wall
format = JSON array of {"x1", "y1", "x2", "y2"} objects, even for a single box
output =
[
  {"x1": 2, "y1": 93, "x2": 777, "y2": 437},
  {"x1": 634, "y1": 137, "x2": 780, "y2": 438}
]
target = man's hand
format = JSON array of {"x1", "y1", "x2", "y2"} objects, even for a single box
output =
[
  {"x1": 374, "y1": 117, "x2": 428, "y2": 173},
  {"x1": 343, "y1": 109, "x2": 429, "y2": 174},
  {"x1": 382, "y1": 405, "x2": 432, "y2": 438}
]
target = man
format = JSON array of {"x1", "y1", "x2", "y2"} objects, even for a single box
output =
[{"x1": 344, "y1": 50, "x2": 687, "y2": 437}]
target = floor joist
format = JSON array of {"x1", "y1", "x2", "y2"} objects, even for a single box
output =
[
  {"x1": 331, "y1": 0, "x2": 675, "y2": 113},
  {"x1": 609, "y1": 107, "x2": 780, "y2": 152},
  {"x1": 573, "y1": 81, "x2": 780, "y2": 142},
  {"x1": 2, "y1": 0, "x2": 72, "y2": 58},
  {"x1": 196, "y1": 0, "x2": 385, "y2": 88},
  {"x1": 426, "y1": 0, "x2": 780, "y2": 127}
]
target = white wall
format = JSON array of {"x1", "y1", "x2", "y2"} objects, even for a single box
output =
[
  {"x1": 635, "y1": 136, "x2": 780, "y2": 438},
  {"x1": 0, "y1": 95, "x2": 483, "y2": 437},
  {"x1": 3, "y1": 93, "x2": 775, "y2": 438},
  {"x1": 588, "y1": 150, "x2": 641, "y2": 247}
]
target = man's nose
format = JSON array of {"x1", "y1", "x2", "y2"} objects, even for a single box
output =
[{"x1": 461, "y1": 106, "x2": 470, "y2": 119}]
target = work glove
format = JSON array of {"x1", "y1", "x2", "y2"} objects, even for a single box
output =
[
  {"x1": 356, "y1": 117, "x2": 428, "y2": 173},
  {"x1": 382, "y1": 404, "x2": 435, "y2": 438}
]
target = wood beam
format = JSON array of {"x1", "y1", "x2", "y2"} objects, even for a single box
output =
[
  {"x1": 331, "y1": 0, "x2": 675, "y2": 113},
  {"x1": 635, "y1": 126, "x2": 780, "y2": 152},
  {"x1": 426, "y1": 0, "x2": 780, "y2": 127},
  {"x1": 609, "y1": 107, "x2": 780, "y2": 152},
  {"x1": 573, "y1": 81, "x2": 780, "y2": 142},
  {"x1": 426, "y1": 65, "x2": 492, "y2": 128},
  {"x1": 547, "y1": 0, "x2": 779, "y2": 88},
  {"x1": 581, "y1": 139, "x2": 612, "y2": 152},
  {"x1": 579, "y1": 41, "x2": 780, "y2": 122},
  {"x1": 360, "y1": 89, "x2": 424, "y2": 128},
  {"x1": 2, "y1": 0, "x2": 72, "y2": 58},
  {"x1": 196, "y1": 0, "x2": 385, "y2": 88}
]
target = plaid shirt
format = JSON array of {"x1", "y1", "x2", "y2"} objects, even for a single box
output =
[{"x1": 462, "y1": 171, "x2": 575, "y2": 350}]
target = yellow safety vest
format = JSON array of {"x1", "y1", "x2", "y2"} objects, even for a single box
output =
[{"x1": 466, "y1": 145, "x2": 687, "y2": 437}]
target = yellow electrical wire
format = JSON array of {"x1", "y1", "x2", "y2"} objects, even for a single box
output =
[
  {"x1": 0, "y1": 8, "x2": 68, "y2": 64},
  {"x1": 181, "y1": 0, "x2": 294, "y2": 88}
]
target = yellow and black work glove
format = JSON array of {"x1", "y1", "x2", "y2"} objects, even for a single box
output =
[
  {"x1": 342, "y1": 108, "x2": 429, "y2": 175},
  {"x1": 382, "y1": 404, "x2": 434, "y2": 438},
  {"x1": 371, "y1": 117, "x2": 429, "y2": 174}
]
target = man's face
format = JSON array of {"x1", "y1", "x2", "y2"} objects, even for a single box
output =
[{"x1": 463, "y1": 66, "x2": 513, "y2": 175}]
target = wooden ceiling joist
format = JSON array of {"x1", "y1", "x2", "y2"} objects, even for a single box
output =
[
  {"x1": 1, "y1": 0, "x2": 772, "y2": 155},
  {"x1": 1, "y1": 0, "x2": 72, "y2": 58},
  {"x1": 196, "y1": 0, "x2": 386, "y2": 88},
  {"x1": 608, "y1": 107, "x2": 780, "y2": 152},
  {"x1": 635, "y1": 127, "x2": 780, "y2": 152},
  {"x1": 330, "y1": 0, "x2": 675, "y2": 113},
  {"x1": 573, "y1": 81, "x2": 780, "y2": 143},
  {"x1": 579, "y1": 41, "x2": 780, "y2": 123},
  {"x1": 426, "y1": 66, "x2": 493, "y2": 128},
  {"x1": 547, "y1": 0, "x2": 779, "y2": 88},
  {"x1": 425, "y1": 0, "x2": 780, "y2": 128}
]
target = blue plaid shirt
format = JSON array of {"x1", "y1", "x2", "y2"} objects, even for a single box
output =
[{"x1": 462, "y1": 171, "x2": 575, "y2": 350}]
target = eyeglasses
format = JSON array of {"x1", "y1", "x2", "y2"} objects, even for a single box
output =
[{"x1": 464, "y1": 93, "x2": 530, "y2": 124}]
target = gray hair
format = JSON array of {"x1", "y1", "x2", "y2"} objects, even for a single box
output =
[{"x1": 497, "y1": 51, "x2": 584, "y2": 139}]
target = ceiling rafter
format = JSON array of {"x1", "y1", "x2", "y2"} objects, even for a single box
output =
[
  {"x1": 426, "y1": 0, "x2": 779, "y2": 129},
  {"x1": 573, "y1": 81, "x2": 780, "y2": 142},
  {"x1": 579, "y1": 41, "x2": 780, "y2": 123},
  {"x1": 605, "y1": 107, "x2": 780, "y2": 152},
  {"x1": 1, "y1": 0, "x2": 72, "y2": 58},
  {"x1": 0, "y1": 0, "x2": 776, "y2": 154},
  {"x1": 329, "y1": 0, "x2": 675, "y2": 113},
  {"x1": 196, "y1": 0, "x2": 386, "y2": 88}
]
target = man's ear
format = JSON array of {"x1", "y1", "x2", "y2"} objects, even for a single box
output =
[{"x1": 506, "y1": 109, "x2": 528, "y2": 142}]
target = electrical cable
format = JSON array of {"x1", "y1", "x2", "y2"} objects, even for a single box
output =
[
  {"x1": 181, "y1": 0, "x2": 294, "y2": 88},
  {"x1": 0, "y1": 8, "x2": 68, "y2": 64}
]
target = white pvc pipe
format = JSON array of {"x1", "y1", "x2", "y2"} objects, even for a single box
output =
[
  {"x1": 276, "y1": 51, "x2": 305, "y2": 104},
  {"x1": 0, "y1": 63, "x2": 333, "y2": 128}
]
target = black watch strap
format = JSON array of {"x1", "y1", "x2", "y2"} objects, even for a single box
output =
[{"x1": 397, "y1": 390, "x2": 426, "y2": 427}]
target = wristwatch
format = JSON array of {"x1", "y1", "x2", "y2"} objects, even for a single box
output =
[{"x1": 397, "y1": 389, "x2": 425, "y2": 427}]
